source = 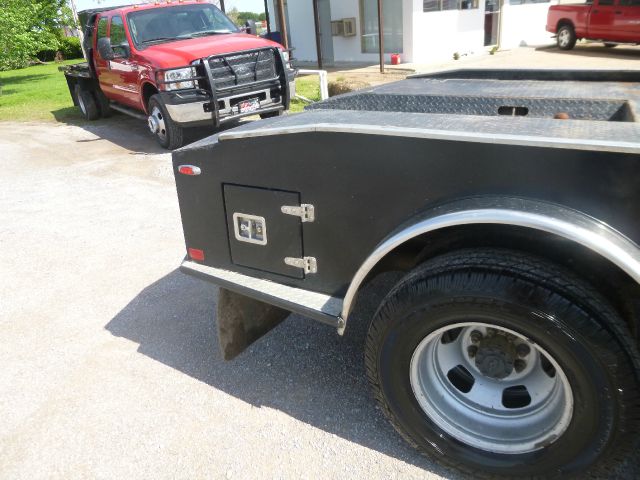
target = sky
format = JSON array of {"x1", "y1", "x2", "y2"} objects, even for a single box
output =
[{"x1": 75, "y1": 0, "x2": 266, "y2": 14}]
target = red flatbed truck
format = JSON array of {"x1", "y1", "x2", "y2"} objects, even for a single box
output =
[{"x1": 62, "y1": 1, "x2": 295, "y2": 149}]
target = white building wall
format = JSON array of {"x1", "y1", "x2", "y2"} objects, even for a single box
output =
[
  {"x1": 284, "y1": 1, "x2": 318, "y2": 61},
  {"x1": 411, "y1": 3, "x2": 485, "y2": 63},
  {"x1": 281, "y1": 0, "x2": 556, "y2": 66},
  {"x1": 500, "y1": 2, "x2": 556, "y2": 49}
]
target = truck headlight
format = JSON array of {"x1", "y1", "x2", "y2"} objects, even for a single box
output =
[
  {"x1": 281, "y1": 50, "x2": 291, "y2": 69},
  {"x1": 163, "y1": 67, "x2": 197, "y2": 91}
]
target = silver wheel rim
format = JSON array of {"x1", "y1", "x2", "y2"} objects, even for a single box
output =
[
  {"x1": 410, "y1": 322, "x2": 573, "y2": 454},
  {"x1": 558, "y1": 29, "x2": 570, "y2": 48},
  {"x1": 78, "y1": 92, "x2": 87, "y2": 115},
  {"x1": 148, "y1": 106, "x2": 167, "y2": 141}
]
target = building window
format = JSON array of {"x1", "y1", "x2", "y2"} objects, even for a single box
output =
[
  {"x1": 423, "y1": 0, "x2": 479, "y2": 11},
  {"x1": 508, "y1": 0, "x2": 549, "y2": 5},
  {"x1": 360, "y1": 0, "x2": 403, "y2": 54}
]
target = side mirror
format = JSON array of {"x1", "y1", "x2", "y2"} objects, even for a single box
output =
[
  {"x1": 97, "y1": 37, "x2": 114, "y2": 60},
  {"x1": 112, "y1": 44, "x2": 130, "y2": 59},
  {"x1": 245, "y1": 19, "x2": 257, "y2": 36}
]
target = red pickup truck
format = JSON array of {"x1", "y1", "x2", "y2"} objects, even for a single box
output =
[
  {"x1": 547, "y1": 0, "x2": 640, "y2": 50},
  {"x1": 63, "y1": 1, "x2": 295, "y2": 149}
]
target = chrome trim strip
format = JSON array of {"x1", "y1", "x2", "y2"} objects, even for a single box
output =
[
  {"x1": 340, "y1": 208, "x2": 640, "y2": 330},
  {"x1": 218, "y1": 123, "x2": 640, "y2": 155},
  {"x1": 181, "y1": 260, "x2": 343, "y2": 318}
]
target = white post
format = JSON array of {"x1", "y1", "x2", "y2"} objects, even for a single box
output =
[{"x1": 297, "y1": 69, "x2": 329, "y2": 101}]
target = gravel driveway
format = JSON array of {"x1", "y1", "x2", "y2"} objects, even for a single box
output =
[
  {"x1": 2, "y1": 46, "x2": 640, "y2": 479},
  {"x1": 0, "y1": 119, "x2": 456, "y2": 479}
]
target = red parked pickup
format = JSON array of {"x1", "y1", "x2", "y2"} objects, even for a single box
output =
[
  {"x1": 547, "y1": 0, "x2": 640, "y2": 50},
  {"x1": 63, "y1": 1, "x2": 295, "y2": 149}
]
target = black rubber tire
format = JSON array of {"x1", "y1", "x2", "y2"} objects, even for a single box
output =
[
  {"x1": 259, "y1": 110, "x2": 283, "y2": 119},
  {"x1": 557, "y1": 25, "x2": 577, "y2": 50},
  {"x1": 95, "y1": 89, "x2": 112, "y2": 118},
  {"x1": 365, "y1": 248, "x2": 640, "y2": 479},
  {"x1": 148, "y1": 94, "x2": 184, "y2": 150},
  {"x1": 75, "y1": 84, "x2": 100, "y2": 121}
]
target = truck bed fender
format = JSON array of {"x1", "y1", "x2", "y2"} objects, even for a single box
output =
[{"x1": 340, "y1": 197, "x2": 640, "y2": 333}]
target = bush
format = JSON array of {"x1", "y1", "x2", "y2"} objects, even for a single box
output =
[
  {"x1": 60, "y1": 37, "x2": 82, "y2": 59},
  {"x1": 36, "y1": 47, "x2": 59, "y2": 62},
  {"x1": 36, "y1": 37, "x2": 82, "y2": 62}
]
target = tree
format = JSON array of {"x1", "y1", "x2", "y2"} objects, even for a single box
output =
[{"x1": 0, "y1": 0, "x2": 75, "y2": 71}]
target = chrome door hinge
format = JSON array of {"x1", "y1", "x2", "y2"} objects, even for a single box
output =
[
  {"x1": 284, "y1": 256, "x2": 318, "y2": 274},
  {"x1": 281, "y1": 204, "x2": 315, "y2": 222}
]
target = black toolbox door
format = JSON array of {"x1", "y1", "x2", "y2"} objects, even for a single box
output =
[{"x1": 223, "y1": 184, "x2": 304, "y2": 279}]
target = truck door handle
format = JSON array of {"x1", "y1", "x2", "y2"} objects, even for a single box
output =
[{"x1": 615, "y1": 10, "x2": 622, "y2": 14}]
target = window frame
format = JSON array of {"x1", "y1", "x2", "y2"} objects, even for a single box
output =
[
  {"x1": 423, "y1": 0, "x2": 480, "y2": 12},
  {"x1": 109, "y1": 15, "x2": 128, "y2": 46}
]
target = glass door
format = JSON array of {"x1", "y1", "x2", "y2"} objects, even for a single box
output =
[{"x1": 484, "y1": 0, "x2": 500, "y2": 46}]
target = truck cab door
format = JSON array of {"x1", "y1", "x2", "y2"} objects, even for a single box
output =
[
  {"x1": 616, "y1": 0, "x2": 640, "y2": 40},
  {"x1": 589, "y1": 0, "x2": 622, "y2": 41},
  {"x1": 106, "y1": 15, "x2": 139, "y2": 108}
]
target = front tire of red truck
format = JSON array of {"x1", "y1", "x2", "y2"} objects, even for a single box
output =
[
  {"x1": 365, "y1": 249, "x2": 640, "y2": 479},
  {"x1": 148, "y1": 95, "x2": 184, "y2": 150}
]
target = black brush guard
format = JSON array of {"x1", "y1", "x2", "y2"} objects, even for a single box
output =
[{"x1": 157, "y1": 46, "x2": 291, "y2": 127}]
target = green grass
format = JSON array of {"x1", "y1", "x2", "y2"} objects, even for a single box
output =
[
  {"x1": 0, "y1": 61, "x2": 320, "y2": 121},
  {"x1": 0, "y1": 60, "x2": 85, "y2": 122},
  {"x1": 290, "y1": 75, "x2": 322, "y2": 113}
]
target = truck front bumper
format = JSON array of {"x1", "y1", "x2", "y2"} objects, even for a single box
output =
[{"x1": 161, "y1": 80, "x2": 296, "y2": 126}]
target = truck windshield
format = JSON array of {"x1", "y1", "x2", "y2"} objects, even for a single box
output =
[{"x1": 127, "y1": 4, "x2": 239, "y2": 46}]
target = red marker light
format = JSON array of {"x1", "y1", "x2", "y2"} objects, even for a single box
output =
[
  {"x1": 188, "y1": 248, "x2": 205, "y2": 261},
  {"x1": 178, "y1": 165, "x2": 201, "y2": 176}
]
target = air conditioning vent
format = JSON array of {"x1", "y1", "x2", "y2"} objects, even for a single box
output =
[{"x1": 331, "y1": 18, "x2": 357, "y2": 37}]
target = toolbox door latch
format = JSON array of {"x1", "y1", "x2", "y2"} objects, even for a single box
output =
[
  {"x1": 281, "y1": 204, "x2": 315, "y2": 222},
  {"x1": 284, "y1": 257, "x2": 318, "y2": 274}
]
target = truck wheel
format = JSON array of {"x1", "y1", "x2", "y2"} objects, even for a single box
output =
[
  {"x1": 75, "y1": 84, "x2": 100, "y2": 121},
  {"x1": 148, "y1": 94, "x2": 184, "y2": 150},
  {"x1": 365, "y1": 248, "x2": 640, "y2": 479},
  {"x1": 557, "y1": 25, "x2": 576, "y2": 50}
]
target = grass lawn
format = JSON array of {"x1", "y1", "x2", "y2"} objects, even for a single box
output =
[
  {"x1": 290, "y1": 75, "x2": 322, "y2": 113},
  {"x1": 0, "y1": 60, "x2": 321, "y2": 122},
  {"x1": 0, "y1": 60, "x2": 85, "y2": 122}
]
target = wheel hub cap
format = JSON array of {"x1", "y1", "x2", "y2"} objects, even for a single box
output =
[
  {"x1": 475, "y1": 332, "x2": 516, "y2": 379},
  {"x1": 148, "y1": 106, "x2": 167, "y2": 140},
  {"x1": 410, "y1": 322, "x2": 574, "y2": 454},
  {"x1": 148, "y1": 115, "x2": 159, "y2": 134}
]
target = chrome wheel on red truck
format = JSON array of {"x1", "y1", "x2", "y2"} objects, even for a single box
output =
[
  {"x1": 365, "y1": 249, "x2": 640, "y2": 479},
  {"x1": 148, "y1": 95, "x2": 184, "y2": 150}
]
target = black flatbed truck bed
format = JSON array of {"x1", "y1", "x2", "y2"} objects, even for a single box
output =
[{"x1": 172, "y1": 69, "x2": 640, "y2": 479}]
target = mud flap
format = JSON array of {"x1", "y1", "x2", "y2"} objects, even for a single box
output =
[{"x1": 217, "y1": 288, "x2": 290, "y2": 360}]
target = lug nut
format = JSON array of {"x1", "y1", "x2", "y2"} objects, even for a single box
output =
[
  {"x1": 516, "y1": 343, "x2": 531, "y2": 358},
  {"x1": 470, "y1": 330, "x2": 483, "y2": 344},
  {"x1": 467, "y1": 345, "x2": 478, "y2": 358},
  {"x1": 514, "y1": 359, "x2": 527, "y2": 373}
]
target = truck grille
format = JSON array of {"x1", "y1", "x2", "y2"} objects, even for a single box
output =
[{"x1": 207, "y1": 49, "x2": 278, "y2": 91}]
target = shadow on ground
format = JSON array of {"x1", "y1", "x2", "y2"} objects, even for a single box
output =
[
  {"x1": 536, "y1": 44, "x2": 640, "y2": 62},
  {"x1": 105, "y1": 269, "x2": 458, "y2": 478},
  {"x1": 105, "y1": 268, "x2": 640, "y2": 479},
  {"x1": 50, "y1": 110, "x2": 241, "y2": 154}
]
